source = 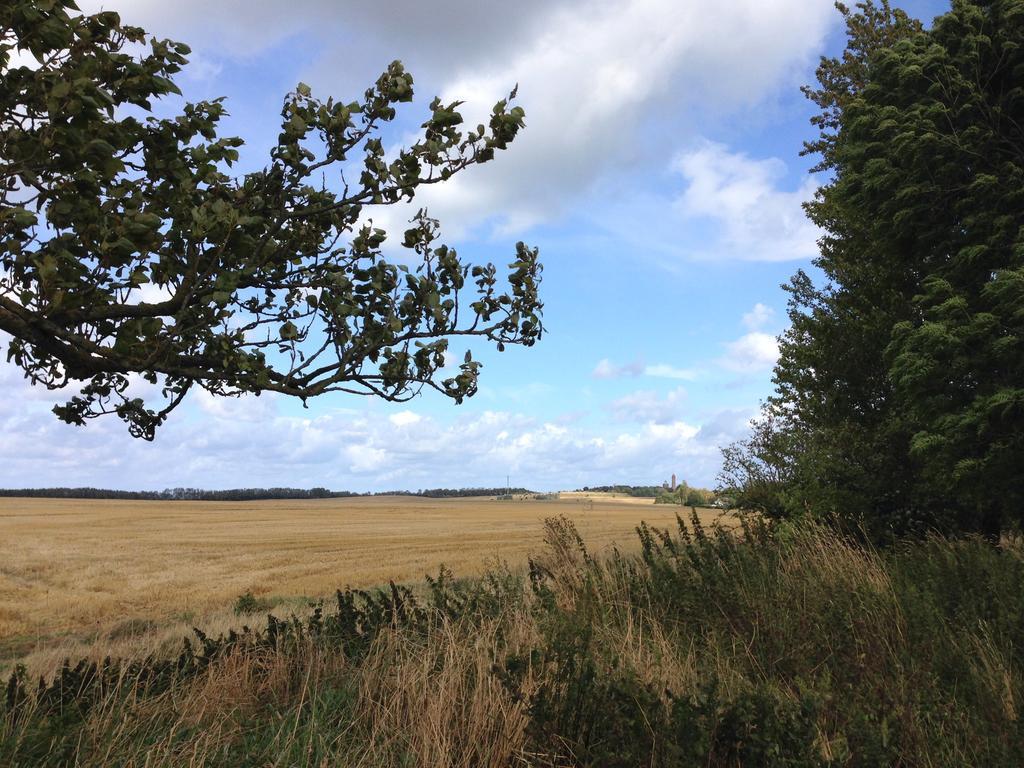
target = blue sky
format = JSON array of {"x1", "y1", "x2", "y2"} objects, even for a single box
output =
[{"x1": 0, "y1": 0, "x2": 950, "y2": 492}]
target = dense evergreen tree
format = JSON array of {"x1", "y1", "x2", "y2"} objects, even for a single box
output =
[{"x1": 723, "y1": 0, "x2": 1024, "y2": 539}]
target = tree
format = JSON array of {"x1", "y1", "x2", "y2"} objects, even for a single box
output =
[
  {"x1": 0, "y1": 1, "x2": 543, "y2": 439},
  {"x1": 875, "y1": 0, "x2": 1024, "y2": 537},
  {"x1": 683, "y1": 486, "x2": 713, "y2": 507},
  {"x1": 729, "y1": 0, "x2": 1024, "y2": 539},
  {"x1": 717, "y1": 409, "x2": 795, "y2": 518}
]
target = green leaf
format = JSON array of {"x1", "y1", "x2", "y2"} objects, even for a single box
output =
[{"x1": 280, "y1": 321, "x2": 299, "y2": 340}]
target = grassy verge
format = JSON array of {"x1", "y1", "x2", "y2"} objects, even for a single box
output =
[{"x1": 3, "y1": 514, "x2": 1023, "y2": 766}]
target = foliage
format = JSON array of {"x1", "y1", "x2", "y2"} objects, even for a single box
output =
[
  {"x1": 654, "y1": 480, "x2": 715, "y2": 507},
  {"x1": 723, "y1": 0, "x2": 1024, "y2": 540},
  {"x1": 717, "y1": 409, "x2": 796, "y2": 518},
  {"x1": 232, "y1": 591, "x2": 273, "y2": 616},
  {"x1": 0, "y1": 0, "x2": 543, "y2": 439},
  {"x1": 683, "y1": 486, "x2": 714, "y2": 507},
  {"x1": 0, "y1": 485, "x2": 539, "y2": 500},
  {"x1": 0, "y1": 485, "x2": 359, "y2": 500},
  {"x1": 800, "y1": 0, "x2": 923, "y2": 172},
  {"x1": 377, "y1": 486, "x2": 535, "y2": 498}
]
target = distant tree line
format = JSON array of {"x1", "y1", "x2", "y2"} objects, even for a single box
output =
[
  {"x1": 369, "y1": 487, "x2": 534, "y2": 498},
  {"x1": 163, "y1": 488, "x2": 359, "y2": 501},
  {"x1": 0, "y1": 487, "x2": 358, "y2": 501},
  {"x1": 0, "y1": 486, "x2": 534, "y2": 501},
  {"x1": 577, "y1": 485, "x2": 663, "y2": 498}
]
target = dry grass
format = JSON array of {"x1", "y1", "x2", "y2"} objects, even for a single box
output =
[
  {"x1": 558, "y1": 491, "x2": 661, "y2": 505},
  {"x1": 0, "y1": 494, "x2": 724, "y2": 670},
  {"x1": 5, "y1": 517, "x2": 1023, "y2": 766}
]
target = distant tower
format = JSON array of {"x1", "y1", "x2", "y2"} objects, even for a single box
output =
[{"x1": 671, "y1": 473, "x2": 677, "y2": 491}]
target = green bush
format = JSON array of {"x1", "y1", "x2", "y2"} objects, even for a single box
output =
[{"x1": 232, "y1": 590, "x2": 272, "y2": 616}]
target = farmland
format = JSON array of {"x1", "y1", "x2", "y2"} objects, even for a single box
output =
[
  {"x1": 6, "y1": 510, "x2": 1024, "y2": 767},
  {"x1": 0, "y1": 493, "x2": 724, "y2": 672}
]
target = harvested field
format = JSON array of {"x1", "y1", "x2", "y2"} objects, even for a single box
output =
[{"x1": 0, "y1": 494, "x2": 728, "y2": 670}]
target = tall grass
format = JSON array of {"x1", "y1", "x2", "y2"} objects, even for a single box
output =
[{"x1": 3, "y1": 514, "x2": 1023, "y2": 766}]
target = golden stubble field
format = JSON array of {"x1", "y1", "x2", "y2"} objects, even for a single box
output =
[{"x1": 1, "y1": 493, "x2": 728, "y2": 671}]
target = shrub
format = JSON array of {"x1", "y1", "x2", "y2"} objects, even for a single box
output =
[{"x1": 232, "y1": 591, "x2": 273, "y2": 616}]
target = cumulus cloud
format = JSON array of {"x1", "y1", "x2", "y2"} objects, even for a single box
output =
[
  {"x1": 78, "y1": 0, "x2": 550, "y2": 71},
  {"x1": 388, "y1": 410, "x2": 422, "y2": 427},
  {"x1": 673, "y1": 140, "x2": 821, "y2": 261},
  {"x1": 742, "y1": 302, "x2": 776, "y2": 331},
  {"x1": 607, "y1": 388, "x2": 687, "y2": 424},
  {"x1": 0, "y1": 360, "x2": 735, "y2": 489},
  {"x1": 718, "y1": 331, "x2": 780, "y2": 374},
  {"x1": 72, "y1": 0, "x2": 834, "y2": 245},
  {"x1": 393, "y1": 0, "x2": 834, "y2": 238},
  {"x1": 691, "y1": 407, "x2": 757, "y2": 450},
  {"x1": 714, "y1": 304, "x2": 783, "y2": 373}
]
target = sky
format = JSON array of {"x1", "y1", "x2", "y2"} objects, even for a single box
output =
[{"x1": 0, "y1": 0, "x2": 950, "y2": 492}]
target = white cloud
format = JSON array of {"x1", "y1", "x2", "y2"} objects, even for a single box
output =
[
  {"x1": 691, "y1": 407, "x2": 758, "y2": 451},
  {"x1": 742, "y1": 303, "x2": 776, "y2": 331},
  {"x1": 388, "y1": 410, "x2": 422, "y2": 427},
  {"x1": 717, "y1": 304, "x2": 784, "y2": 373},
  {"x1": 346, "y1": 444, "x2": 389, "y2": 473},
  {"x1": 77, "y1": 1, "x2": 314, "y2": 58},
  {"x1": 592, "y1": 358, "x2": 699, "y2": 381},
  {"x1": 393, "y1": 0, "x2": 834, "y2": 238},
  {"x1": 72, "y1": 0, "x2": 834, "y2": 245},
  {"x1": 673, "y1": 140, "x2": 821, "y2": 261},
  {"x1": 644, "y1": 364, "x2": 699, "y2": 381},
  {"x1": 194, "y1": 388, "x2": 279, "y2": 422},
  {"x1": 79, "y1": 0, "x2": 550, "y2": 68},
  {"x1": 607, "y1": 387, "x2": 687, "y2": 424},
  {"x1": 180, "y1": 51, "x2": 224, "y2": 83},
  {"x1": 0, "y1": 358, "x2": 739, "y2": 489},
  {"x1": 6, "y1": 46, "x2": 42, "y2": 70},
  {"x1": 592, "y1": 358, "x2": 645, "y2": 380},
  {"x1": 718, "y1": 331, "x2": 779, "y2": 374},
  {"x1": 136, "y1": 282, "x2": 175, "y2": 305}
]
